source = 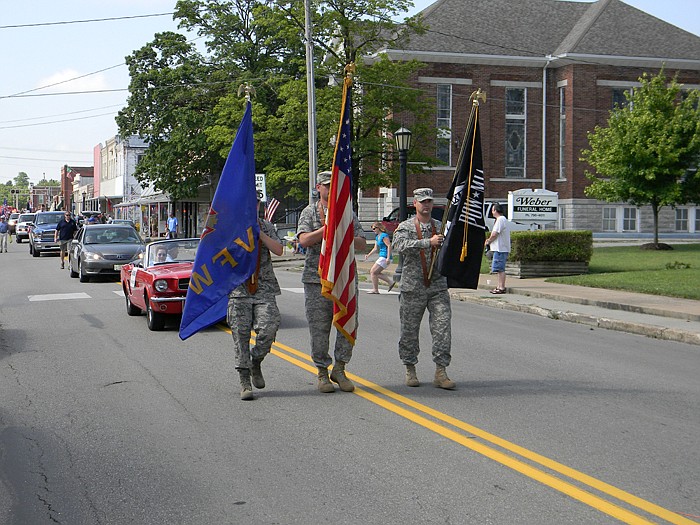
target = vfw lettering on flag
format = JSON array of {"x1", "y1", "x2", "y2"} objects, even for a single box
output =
[{"x1": 189, "y1": 227, "x2": 256, "y2": 294}]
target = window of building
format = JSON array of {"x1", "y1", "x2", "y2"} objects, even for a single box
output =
[
  {"x1": 505, "y1": 87, "x2": 526, "y2": 178},
  {"x1": 602, "y1": 207, "x2": 616, "y2": 231},
  {"x1": 675, "y1": 208, "x2": 689, "y2": 231},
  {"x1": 612, "y1": 88, "x2": 633, "y2": 109},
  {"x1": 695, "y1": 208, "x2": 700, "y2": 233},
  {"x1": 436, "y1": 84, "x2": 452, "y2": 165},
  {"x1": 559, "y1": 87, "x2": 566, "y2": 179},
  {"x1": 623, "y1": 207, "x2": 637, "y2": 231}
]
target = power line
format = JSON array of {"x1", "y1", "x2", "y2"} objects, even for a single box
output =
[
  {"x1": 6, "y1": 64, "x2": 123, "y2": 98},
  {"x1": 0, "y1": 12, "x2": 174, "y2": 30},
  {"x1": 0, "y1": 104, "x2": 123, "y2": 124},
  {"x1": 0, "y1": 112, "x2": 117, "y2": 130}
]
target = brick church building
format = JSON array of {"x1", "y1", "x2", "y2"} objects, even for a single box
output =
[{"x1": 360, "y1": 0, "x2": 700, "y2": 235}]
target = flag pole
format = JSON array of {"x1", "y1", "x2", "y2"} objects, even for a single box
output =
[
  {"x1": 304, "y1": 0, "x2": 318, "y2": 205},
  {"x1": 428, "y1": 89, "x2": 486, "y2": 281}
]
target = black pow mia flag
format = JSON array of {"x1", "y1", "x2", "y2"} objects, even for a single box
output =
[{"x1": 436, "y1": 115, "x2": 486, "y2": 289}]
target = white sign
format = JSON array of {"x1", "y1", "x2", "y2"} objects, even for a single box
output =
[
  {"x1": 508, "y1": 189, "x2": 558, "y2": 223},
  {"x1": 255, "y1": 173, "x2": 267, "y2": 202}
]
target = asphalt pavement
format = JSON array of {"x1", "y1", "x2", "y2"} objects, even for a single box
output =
[{"x1": 274, "y1": 253, "x2": 700, "y2": 347}]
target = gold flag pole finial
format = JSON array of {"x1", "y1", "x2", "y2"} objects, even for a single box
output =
[
  {"x1": 238, "y1": 83, "x2": 256, "y2": 102},
  {"x1": 471, "y1": 88, "x2": 486, "y2": 107},
  {"x1": 344, "y1": 63, "x2": 356, "y2": 82}
]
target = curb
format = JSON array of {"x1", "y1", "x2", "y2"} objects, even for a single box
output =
[{"x1": 450, "y1": 292, "x2": 700, "y2": 346}]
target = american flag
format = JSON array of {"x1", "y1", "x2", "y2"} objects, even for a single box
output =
[
  {"x1": 264, "y1": 197, "x2": 280, "y2": 222},
  {"x1": 319, "y1": 75, "x2": 357, "y2": 345}
]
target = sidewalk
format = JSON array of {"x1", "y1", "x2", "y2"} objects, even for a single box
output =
[{"x1": 274, "y1": 253, "x2": 700, "y2": 346}]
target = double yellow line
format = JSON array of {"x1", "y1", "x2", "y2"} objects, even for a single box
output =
[{"x1": 225, "y1": 327, "x2": 696, "y2": 525}]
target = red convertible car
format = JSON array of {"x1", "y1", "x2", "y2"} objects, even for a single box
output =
[{"x1": 121, "y1": 238, "x2": 200, "y2": 330}]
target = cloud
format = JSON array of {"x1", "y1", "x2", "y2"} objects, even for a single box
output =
[{"x1": 35, "y1": 69, "x2": 110, "y2": 94}]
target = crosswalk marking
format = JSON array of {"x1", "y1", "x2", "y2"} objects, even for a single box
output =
[{"x1": 28, "y1": 292, "x2": 91, "y2": 302}]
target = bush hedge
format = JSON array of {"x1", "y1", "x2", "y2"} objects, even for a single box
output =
[{"x1": 509, "y1": 230, "x2": 593, "y2": 262}]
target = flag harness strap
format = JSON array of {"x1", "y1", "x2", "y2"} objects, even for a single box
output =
[
  {"x1": 246, "y1": 238, "x2": 262, "y2": 294},
  {"x1": 414, "y1": 218, "x2": 437, "y2": 288}
]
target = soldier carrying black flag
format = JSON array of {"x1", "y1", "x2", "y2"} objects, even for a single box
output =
[{"x1": 433, "y1": 89, "x2": 488, "y2": 289}]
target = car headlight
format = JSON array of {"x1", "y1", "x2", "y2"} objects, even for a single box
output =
[
  {"x1": 154, "y1": 279, "x2": 169, "y2": 292},
  {"x1": 83, "y1": 251, "x2": 102, "y2": 261}
]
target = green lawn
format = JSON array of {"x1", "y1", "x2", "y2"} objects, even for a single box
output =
[{"x1": 544, "y1": 244, "x2": 700, "y2": 300}]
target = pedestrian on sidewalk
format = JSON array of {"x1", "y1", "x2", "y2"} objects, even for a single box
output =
[
  {"x1": 227, "y1": 200, "x2": 284, "y2": 401},
  {"x1": 166, "y1": 212, "x2": 178, "y2": 239},
  {"x1": 54, "y1": 212, "x2": 78, "y2": 269},
  {"x1": 485, "y1": 203, "x2": 511, "y2": 294},
  {"x1": 392, "y1": 188, "x2": 455, "y2": 390},
  {"x1": 364, "y1": 221, "x2": 392, "y2": 294},
  {"x1": 0, "y1": 216, "x2": 9, "y2": 252},
  {"x1": 297, "y1": 170, "x2": 366, "y2": 394}
]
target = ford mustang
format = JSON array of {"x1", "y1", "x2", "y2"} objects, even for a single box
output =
[{"x1": 121, "y1": 238, "x2": 200, "y2": 331}]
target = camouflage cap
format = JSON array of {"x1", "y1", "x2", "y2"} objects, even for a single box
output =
[
  {"x1": 413, "y1": 188, "x2": 434, "y2": 202},
  {"x1": 317, "y1": 171, "x2": 332, "y2": 185}
]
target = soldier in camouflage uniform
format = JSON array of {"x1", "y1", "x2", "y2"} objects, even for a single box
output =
[
  {"x1": 297, "y1": 171, "x2": 366, "y2": 394},
  {"x1": 392, "y1": 188, "x2": 456, "y2": 390},
  {"x1": 227, "y1": 202, "x2": 284, "y2": 400}
]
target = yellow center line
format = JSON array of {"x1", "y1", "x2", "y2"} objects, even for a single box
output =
[{"x1": 221, "y1": 326, "x2": 696, "y2": 525}]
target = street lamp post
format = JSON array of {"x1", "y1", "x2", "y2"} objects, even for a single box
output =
[{"x1": 392, "y1": 127, "x2": 412, "y2": 287}]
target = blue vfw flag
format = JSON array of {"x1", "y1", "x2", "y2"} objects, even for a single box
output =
[{"x1": 179, "y1": 101, "x2": 260, "y2": 340}]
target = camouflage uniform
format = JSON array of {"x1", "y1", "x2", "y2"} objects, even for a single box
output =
[
  {"x1": 297, "y1": 201, "x2": 363, "y2": 368},
  {"x1": 392, "y1": 217, "x2": 452, "y2": 368},
  {"x1": 227, "y1": 219, "x2": 282, "y2": 370}
]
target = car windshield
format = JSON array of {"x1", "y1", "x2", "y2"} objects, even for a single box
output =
[
  {"x1": 19, "y1": 214, "x2": 35, "y2": 222},
  {"x1": 148, "y1": 239, "x2": 200, "y2": 266},
  {"x1": 35, "y1": 213, "x2": 64, "y2": 225},
  {"x1": 84, "y1": 228, "x2": 141, "y2": 244}
]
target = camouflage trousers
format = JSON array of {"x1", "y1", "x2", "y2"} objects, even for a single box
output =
[
  {"x1": 303, "y1": 282, "x2": 356, "y2": 368},
  {"x1": 227, "y1": 298, "x2": 281, "y2": 370},
  {"x1": 398, "y1": 288, "x2": 452, "y2": 368}
]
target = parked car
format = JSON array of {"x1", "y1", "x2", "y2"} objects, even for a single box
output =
[
  {"x1": 381, "y1": 202, "x2": 530, "y2": 234},
  {"x1": 68, "y1": 224, "x2": 145, "y2": 282},
  {"x1": 381, "y1": 205, "x2": 446, "y2": 234},
  {"x1": 7, "y1": 213, "x2": 20, "y2": 235},
  {"x1": 120, "y1": 238, "x2": 201, "y2": 331},
  {"x1": 29, "y1": 211, "x2": 66, "y2": 257},
  {"x1": 15, "y1": 213, "x2": 36, "y2": 243},
  {"x1": 110, "y1": 219, "x2": 136, "y2": 227}
]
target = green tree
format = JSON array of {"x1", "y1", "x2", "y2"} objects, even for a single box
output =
[
  {"x1": 116, "y1": 32, "x2": 231, "y2": 200},
  {"x1": 37, "y1": 179, "x2": 60, "y2": 186},
  {"x1": 14, "y1": 172, "x2": 30, "y2": 187},
  {"x1": 582, "y1": 71, "x2": 700, "y2": 246},
  {"x1": 118, "y1": 0, "x2": 433, "y2": 209}
]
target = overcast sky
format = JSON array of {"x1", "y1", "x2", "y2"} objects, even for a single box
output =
[{"x1": 1, "y1": 0, "x2": 698, "y2": 186}]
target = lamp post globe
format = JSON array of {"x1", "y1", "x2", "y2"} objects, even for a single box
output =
[{"x1": 393, "y1": 127, "x2": 412, "y2": 287}]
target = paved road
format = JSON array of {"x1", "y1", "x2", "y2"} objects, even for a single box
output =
[{"x1": 1, "y1": 249, "x2": 698, "y2": 524}]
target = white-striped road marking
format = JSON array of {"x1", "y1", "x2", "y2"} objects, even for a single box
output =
[
  {"x1": 281, "y1": 287, "x2": 398, "y2": 295},
  {"x1": 28, "y1": 293, "x2": 91, "y2": 302}
]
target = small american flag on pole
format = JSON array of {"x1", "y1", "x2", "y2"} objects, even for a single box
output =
[
  {"x1": 319, "y1": 73, "x2": 357, "y2": 345},
  {"x1": 264, "y1": 197, "x2": 280, "y2": 222}
]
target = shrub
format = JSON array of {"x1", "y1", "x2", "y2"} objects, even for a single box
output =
[{"x1": 509, "y1": 230, "x2": 593, "y2": 262}]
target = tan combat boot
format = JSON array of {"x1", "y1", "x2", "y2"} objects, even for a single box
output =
[
  {"x1": 251, "y1": 357, "x2": 265, "y2": 389},
  {"x1": 433, "y1": 365, "x2": 456, "y2": 390},
  {"x1": 317, "y1": 367, "x2": 335, "y2": 393},
  {"x1": 239, "y1": 369, "x2": 255, "y2": 400},
  {"x1": 330, "y1": 361, "x2": 355, "y2": 392},
  {"x1": 405, "y1": 364, "x2": 420, "y2": 387}
]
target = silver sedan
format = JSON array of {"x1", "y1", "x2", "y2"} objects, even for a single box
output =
[{"x1": 68, "y1": 224, "x2": 145, "y2": 282}]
